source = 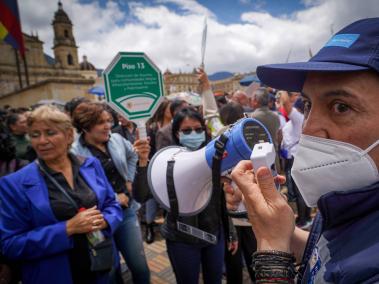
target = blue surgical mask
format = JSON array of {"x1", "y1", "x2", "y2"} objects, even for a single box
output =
[{"x1": 179, "y1": 131, "x2": 205, "y2": 150}]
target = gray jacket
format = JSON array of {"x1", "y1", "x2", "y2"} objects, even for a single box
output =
[{"x1": 71, "y1": 133, "x2": 138, "y2": 182}]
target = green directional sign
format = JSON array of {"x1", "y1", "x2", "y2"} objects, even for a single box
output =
[{"x1": 103, "y1": 52, "x2": 164, "y2": 121}]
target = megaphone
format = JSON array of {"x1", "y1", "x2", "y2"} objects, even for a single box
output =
[{"x1": 147, "y1": 118, "x2": 273, "y2": 216}]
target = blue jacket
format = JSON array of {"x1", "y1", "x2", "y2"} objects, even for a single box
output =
[
  {"x1": 71, "y1": 133, "x2": 138, "y2": 182},
  {"x1": 301, "y1": 182, "x2": 379, "y2": 284},
  {"x1": 0, "y1": 157, "x2": 123, "y2": 284}
]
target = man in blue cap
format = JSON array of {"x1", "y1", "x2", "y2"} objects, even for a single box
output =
[{"x1": 226, "y1": 18, "x2": 379, "y2": 283}]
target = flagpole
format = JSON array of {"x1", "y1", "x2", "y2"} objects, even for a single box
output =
[
  {"x1": 285, "y1": 48, "x2": 292, "y2": 63},
  {"x1": 23, "y1": 54, "x2": 30, "y2": 86},
  {"x1": 200, "y1": 17, "x2": 207, "y2": 69},
  {"x1": 14, "y1": 48, "x2": 23, "y2": 89}
]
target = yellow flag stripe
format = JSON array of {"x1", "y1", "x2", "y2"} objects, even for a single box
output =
[{"x1": 0, "y1": 22, "x2": 9, "y2": 41}]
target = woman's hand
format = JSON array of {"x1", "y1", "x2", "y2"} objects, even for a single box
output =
[
  {"x1": 197, "y1": 68, "x2": 211, "y2": 93},
  {"x1": 66, "y1": 206, "x2": 106, "y2": 236},
  {"x1": 228, "y1": 240, "x2": 239, "y2": 255},
  {"x1": 231, "y1": 161, "x2": 295, "y2": 253},
  {"x1": 126, "y1": 181, "x2": 132, "y2": 194},
  {"x1": 117, "y1": 192, "x2": 129, "y2": 207},
  {"x1": 133, "y1": 139, "x2": 150, "y2": 167},
  {"x1": 223, "y1": 178, "x2": 244, "y2": 211}
]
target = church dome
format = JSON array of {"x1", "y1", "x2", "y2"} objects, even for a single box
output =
[
  {"x1": 80, "y1": 55, "x2": 96, "y2": 70},
  {"x1": 53, "y1": 2, "x2": 72, "y2": 25}
]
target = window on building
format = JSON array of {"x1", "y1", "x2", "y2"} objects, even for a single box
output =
[
  {"x1": 67, "y1": 54, "x2": 73, "y2": 65},
  {"x1": 64, "y1": 29, "x2": 69, "y2": 38}
]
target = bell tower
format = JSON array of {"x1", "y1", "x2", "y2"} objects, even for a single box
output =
[{"x1": 52, "y1": 1, "x2": 79, "y2": 69}]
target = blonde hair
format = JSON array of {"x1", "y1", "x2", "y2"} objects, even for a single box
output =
[{"x1": 27, "y1": 105, "x2": 74, "y2": 134}]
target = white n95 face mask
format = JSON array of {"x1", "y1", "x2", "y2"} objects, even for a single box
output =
[{"x1": 291, "y1": 135, "x2": 379, "y2": 207}]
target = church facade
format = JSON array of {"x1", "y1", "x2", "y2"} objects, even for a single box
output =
[{"x1": 0, "y1": 2, "x2": 98, "y2": 107}]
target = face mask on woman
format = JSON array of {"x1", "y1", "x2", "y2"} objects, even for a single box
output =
[{"x1": 179, "y1": 130, "x2": 205, "y2": 150}]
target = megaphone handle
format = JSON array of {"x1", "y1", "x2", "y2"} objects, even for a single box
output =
[
  {"x1": 226, "y1": 181, "x2": 248, "y2": 218},
  {"x1": 136, "y1": 119, "x2": 147, "y2": 140}
]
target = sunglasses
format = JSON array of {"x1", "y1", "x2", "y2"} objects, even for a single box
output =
[{"x1": 180, "y1": 127, "x2": 204, "y2": 135}]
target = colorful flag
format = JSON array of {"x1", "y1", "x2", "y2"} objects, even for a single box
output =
[{"x1": 0, "y1": 0, "x2": 25, "y2": 57}]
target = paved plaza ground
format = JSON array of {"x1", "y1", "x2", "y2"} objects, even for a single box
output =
[{"x1": 122, "y1": 218, "x2": 252, "y2": 283}]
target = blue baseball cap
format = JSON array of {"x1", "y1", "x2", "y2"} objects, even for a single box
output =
[{"x1": 257, "y1": 18, "x2": 379, "y2": 92}]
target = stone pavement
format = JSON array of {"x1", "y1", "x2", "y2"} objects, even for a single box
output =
[{"x1": 122, "y1": 218, "x2": 252, "y2": 283}]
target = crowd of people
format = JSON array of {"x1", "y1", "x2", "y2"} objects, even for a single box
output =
[
  {"x1": 0, "y1": 17, "x2": 378, "y2": 284},
  {"x1": 0, "y1": 66, "x2": 305, "y2": 284}
]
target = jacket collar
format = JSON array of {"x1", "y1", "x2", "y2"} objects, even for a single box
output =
[
  {"x1": 21, "y1": 163, "x2": 57, "y2": 223},
  {"x1": 317, "y1": 181, "x2": 379, "y2": 230},
  {"x1": 23, "y1": 154, "x2": 91, "y2": 186},
  {"x1": 21, "y1": 156, "x2": 100, "y2": 223}
]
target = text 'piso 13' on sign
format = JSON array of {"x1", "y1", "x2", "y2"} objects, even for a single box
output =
[{"x1": 122, "y1": 62, "x2": 145, "y2": 70}]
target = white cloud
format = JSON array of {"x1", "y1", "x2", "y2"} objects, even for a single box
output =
[
  {"x1": 18, "y1": 0, "x2": 379, "y2": 74},
  {"x1": 155, "y1": 0, "x2": 215, "y2": 18}
]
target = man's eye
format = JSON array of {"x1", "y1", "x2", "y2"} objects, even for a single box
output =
[{"x1": 332, "y1": 102, "x2": 350, "y2": 113}]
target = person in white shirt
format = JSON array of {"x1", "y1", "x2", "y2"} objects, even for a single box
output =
[{"x1": 279, "y1": 91, "x2": 312, "y2": 229}]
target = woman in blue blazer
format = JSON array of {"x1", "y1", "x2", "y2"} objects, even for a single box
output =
[{"x1": 0, "y1": 105, "x2": 123, "y2": 284}]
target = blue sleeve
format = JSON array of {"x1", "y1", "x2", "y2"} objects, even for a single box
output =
[
  {"x1": 123, "y1": 138, "x2": 138, "y2": 182},
  {"x1": 0, "y1": 178, "x2": 73, "y2": 261},
  {"x1": 92, "y1": 159, "x2": 123, "y2": 237}
]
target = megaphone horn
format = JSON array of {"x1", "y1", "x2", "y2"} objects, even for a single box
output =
[{"x1": 148, "y1": 118, "x2": 274, "y2": 216}]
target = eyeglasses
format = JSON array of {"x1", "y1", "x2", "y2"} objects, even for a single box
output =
[{"x1": 180, "y1": 127, "x2": 204, "y2": 135}]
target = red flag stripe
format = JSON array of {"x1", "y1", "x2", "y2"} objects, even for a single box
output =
[{"x1": 0, "y1": 0, "x2": 25, "y2": 56}]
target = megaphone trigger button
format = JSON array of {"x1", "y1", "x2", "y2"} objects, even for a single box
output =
[{"x1": 222, "y1": 151, "x2": 228, "y2": 159}]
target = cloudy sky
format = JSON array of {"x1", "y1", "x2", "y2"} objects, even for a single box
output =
[{"x1": 19, "y1": 0, "x2": 379, "y2": 74}]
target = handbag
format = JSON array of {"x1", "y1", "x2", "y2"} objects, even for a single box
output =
[
  {"x1": 88, "y1": 238, "x2": 114, "y2": 272},
  {"x1": 37, "y1": 160, "x2": 114, "y2": 272}
]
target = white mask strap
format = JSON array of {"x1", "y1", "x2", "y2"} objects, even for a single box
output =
[{"x1": 362, "y1": 140, "x2": 379, "y2": 155}]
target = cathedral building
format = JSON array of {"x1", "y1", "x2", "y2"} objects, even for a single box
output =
[
  {"x1": 163, "y1": 69, "x2": 246, "y2": 96},
  {"x1": 0, "y1": 2, "x2": 98, "y2": 107}
]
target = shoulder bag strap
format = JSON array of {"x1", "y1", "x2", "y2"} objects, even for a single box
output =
[{"x1": 36, "y1": 160, "x2": 79, "y2": 211}]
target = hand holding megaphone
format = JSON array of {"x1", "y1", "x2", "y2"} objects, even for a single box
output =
[
  {"x1": 230, "y1": 161, "x2": 293, "y2": 252},
  {"x1": 227, "y1": 142, "x2": 280, "y2": 217},
  {"x1": 224, "y1": 169, "x2": 286, "y2": 216}
]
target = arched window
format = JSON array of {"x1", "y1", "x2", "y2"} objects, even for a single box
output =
[
  {"x1": 67, "y1": 54, "x2": 73, "y2": 65},
  {"x1": 64, "y1": 29, "x2": 69, "y2": 38}
]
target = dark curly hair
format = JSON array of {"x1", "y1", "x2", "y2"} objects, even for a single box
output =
[
  {"x1": 64, "y1": 96, "x2": 91, "y2": 117},
  {"x1": 72, "y1": 102, "x2": 109, "y2": 133}
]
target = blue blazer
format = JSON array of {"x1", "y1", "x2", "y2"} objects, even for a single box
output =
[{"x1": 0, "y1": 156, "x2": 123, "y2": 284}]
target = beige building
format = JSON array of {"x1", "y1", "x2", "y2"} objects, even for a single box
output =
[
  {"x1": 163, "y1": 69, "x2": 200, "y2": 95},
  {"x1": 163, "y1": 69, "x2": 247, "y2": 96},
  {"x1": 0, "y1": 1, "x2": 98, "y2": 107},
  {"x1": 211, "y1": 73, "x2": 245, "y2": 95}
]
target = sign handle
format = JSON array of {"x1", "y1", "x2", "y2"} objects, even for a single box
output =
[{"x1": 136, "y1": 120, "x2": 147, "y2": 140}]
